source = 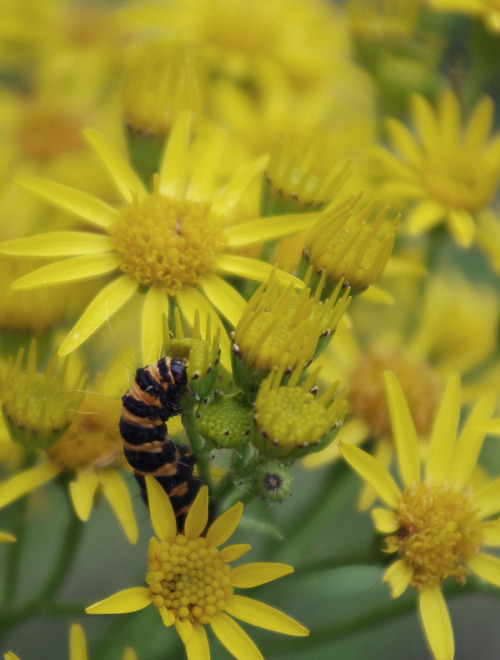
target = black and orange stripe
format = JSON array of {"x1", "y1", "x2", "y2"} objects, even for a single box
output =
[{"x1": 119, "y1": 357, "x2": 201, "y2": 527}]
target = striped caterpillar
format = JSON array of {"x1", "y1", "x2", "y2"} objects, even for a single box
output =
[{"x1": 119, "y1": 356, "x2": 201, "y2": 527}]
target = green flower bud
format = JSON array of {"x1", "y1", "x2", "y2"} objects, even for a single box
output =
[
  {"x1": 196, "y1": 392, "x2": 253, "y2": 449},
  {"x1": 244, "y1": 462, "x2": 293, "y2": 503}
]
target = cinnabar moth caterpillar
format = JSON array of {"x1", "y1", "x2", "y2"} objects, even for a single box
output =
[{"x1": 119, "y1": 356, "x2": 201, "y2": 527}]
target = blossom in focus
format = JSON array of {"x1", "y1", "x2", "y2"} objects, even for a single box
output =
[{"x1": 340, "y1": 371, "x2": 500, "y2": 660}]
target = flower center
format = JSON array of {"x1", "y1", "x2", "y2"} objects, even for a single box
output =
[
  {"x1": 388, "y1": 482, "x2": 484, "y2": 588},
  {"x1": 422, "y1": 151, "x2": 499, "y2": 211},
  {"x1": 147, "y1": 535, "x2": 233, "y2": 625},
  {"x1": 254, "y1": 387, "x2": 330, "y2": 450},
  {"x1": 109, "y1": 186, "x2": 226, "y2": 295},
  {"x1": 348, "y1": 347, "x2": 440, "y2": 439},
  {"x1": 48, "y1": 407, "x2": 122, "y2": 472}
]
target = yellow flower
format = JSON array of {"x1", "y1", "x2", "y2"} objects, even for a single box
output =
[
  {"x1": 0, "y1": 112, "x2": 313, "y2": 368},
  {"x1": 0, "y1": 350, "x2": 138, "y2": 544},
  {"x1": 86, "y1": 479, "x2": 308, "y2": 659},
  {"x1": 340, "y1": 371, "x2": 500, "y2": 660},
  {"x1": 4, "y1": 623, "x2": 137, "y2": 660},
  {"x1": 377, "y1": 89, "x2": 500, "y2": 247},
  {"x1": 303, "y1": 268, "x2": 500, "y2": 509}
]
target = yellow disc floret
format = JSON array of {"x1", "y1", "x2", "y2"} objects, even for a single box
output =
[
  {"x1": 109, "y1": 179, "x2": 226, "y2": 295},
  {"x1": 387, "y1": 482, "x2": 484, "y2": 588},
  {"x1": 147, "y1": 535, "x2": 233, "y2": 625}
]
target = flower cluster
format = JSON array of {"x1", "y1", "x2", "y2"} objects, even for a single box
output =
[{"x1": 1, "y1": 2, "x2": 500, "y2": 660}]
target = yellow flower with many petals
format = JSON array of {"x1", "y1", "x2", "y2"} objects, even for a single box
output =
[
  {"x1": 340, "y1": 371, "x2": 500, "y2": 660},
  {"x1": 376, "y1": 89, "x2": 500, "y2": 247},
  {"x1": 0, "y1": 112, "x2": 316, "y2": 368},
  {"x1": 0, "y1": 350, "x2": 138, "y2": 544},
  {"x1": 304, "y1": 269, "x2": 500, "y2": 509},
  {"x1": 87, "y1": 479, "x2": 308, "y2": 660}
]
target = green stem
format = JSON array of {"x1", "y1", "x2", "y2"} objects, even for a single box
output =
[
  {"x1": 182, "y1": 405, "x2": 212, "y2": 488},
  {"x1": 0, "y1": 487, "x2": 84, "y2": 640}
]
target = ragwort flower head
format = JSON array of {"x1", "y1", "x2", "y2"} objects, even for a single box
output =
[
  {"x1": 378, "y1": 89, "x2": 500, "y2": 248},
  {"x1": 0, "y1": 351, "x2": 138, "y2": 544},
  {"x1": 0, "y1": 112, "x2": 316, "y2": 369},
  {"x1": 86, "y1": 478, "x2": 308, "y2": 660},
  {"x1": 340, "y1": 371, "x2": 500, "y2": 660}
]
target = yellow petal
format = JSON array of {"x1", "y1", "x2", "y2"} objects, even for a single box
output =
[
  {"x1": 185, "y1": 624, "x2": 210, "y2": 660},
  {"x1": 70, "y1": 623, "x2": 88, "y2": 660},
  {"x1": 0, "y1": 531, "x2": 16, "y2": 543},
  {"x1": 339, "y1": 441, "x2": 401, "y2": 509},
  {"x1": 58, "y1": 275, "x2": 137, "y2": 356},
  {"x1": 425, "y1": 374, "x2": 460, "y2": 485},
  {"x1": 0, "y1": 231, "x2": 113, "y2": 257},
  {"x1": 482, "y1": 522, "x2": 500, "y2": 547},
  {"x1": 212, "y1": 154, "x2": 268, "y2": 219},
  {"x1": 122, "y1": 648, "x2": 138, "y2": 660},
  {"x1": 69, "y1": 469, "x2": 98, "y2": 521},
  {"x1": 158, "y1": 606, "x2": 175, "y2": 627},
  {"x1": 371, "y1": 508, "x2": 398, "y2": 534},
  {"x1": 225, "y1": 595, "x2": 309, "y2": 636},
  {"x1": 225, "y1": 212, "x2": 320, "y2": 247},
  {"x1": 383, "y1": 559, "x2": 413, "y2": 598},
  {"x1": 145, "y1": 475, "x2": 177, "y2": 543},
  {"x1": 184, "y1": 485, "x2": 209, "y2": 540},
  {"x1": 357, "y1": 440, "x2": 393, "y2": 511},
  {"x1": 219, "y1": 544, "x2": 252, "y2": 562},
  {"x1": 4, "y1": 653, "x2": 20, "y2": 660},
  {"x1": 467, "y1": 552, "x2": 500, "y2": 587},
  {"x1": 141, "y1": 286, "x2": 169, "y2": 365},
  {"x1": 159, "y1": 110, "x2": 190, "y2": 198},
  {"x1": 406, "y1": 199, "x2": 445, "y2": 235},
  {"x1": 100, "y1": 469, "x2": 138, "y2": 544},
  {"x1": 215, "y1": 254, "x2": 304, "y2": 288},
  {"x1": 384, "y1": 371, "x2": 420, "y2": 487},
  {"x1": 200, "y1": 274, "x2": 246, "y2": 327},
  {"x1": 448, "y1": 392, "x2": 496, "y2": 489},
  {"x1": 412, "y1": 93, "x2": 439, "y2": 150},
  {"x1": 174, "y1": 618, "x2": 193, "y2": 645},
  {"x1": 13, "y1": 253, "x2": 120, "y2": 289},
  {"x1": 385, "y1": 118, "x2": 423, "y2": 167},
  {"x1": 360, "y1": 285, "x2": 394, "y2": 305},
  {"x1": 15, "y1": 176, "x2": 119, "y2": 228},
  {"x1": 447, "y1": 208, "x2": 476, "y2": 248},
  {"x1": 472, "y1": 476, "x2": 500, "y2": 518},
  {"x1": 86, "y1": 587, "x2": 151, "y2": 614},
  {"x1": 0, "y1": 462, "x2": 62, "y2": 508},
  {"x1": 464, "y1": 96, "x2": 494, "y2": 150},
  {"x1": 210, "y1": 612, "x2": 264, "y2": 660},
  {"x1": 83, "y1": 129, "x2": 146, "y2": 202},
  {"x1": 186, "y1": 129, "x2": 225, "y2": 201},
  {"x1": 229, "y1": 563, "x2": 293, "y2": 588},
  {"x1": 206, "y1": 501, "x2": 243, "y2": 548},
  {"x1": 418, "y1": 587, "x2": 454, "y2": 660}
]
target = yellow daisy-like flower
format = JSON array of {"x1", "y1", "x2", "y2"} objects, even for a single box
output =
[
  {"x1": 0, "y1": 112, "x2": 313, "y2": 368},
  {"x1": 340, "y1": 371, "x2": 500, "y2": 660},
  {"x1": 4, "y1": 623, "x2": 137, "y2": 660},
  {"x1": 304, "y1": 268, "x2": 499, "y2": 508},
  {"x1": 377, "y1": 88, "x2": 500, "y2": 247},
  {"x1": 0, "y1": 351, "x2": 138, "y2": 544},
  {"x1": 86, "y1": 478, "x2": 308, "y2": 660}
]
